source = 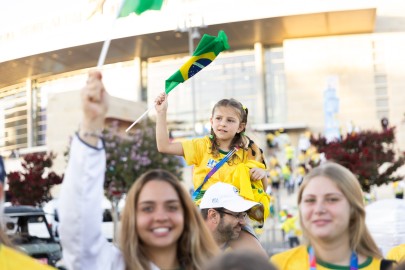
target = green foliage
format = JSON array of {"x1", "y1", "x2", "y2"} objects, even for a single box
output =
[
  {"x1": 7, "y1": 152, "x2": 63, "y2": 206},
  {"x1": 310, "y1": 127, "x2": 405, "y2": 192},
  {"x1": 103, "y1": 120, "x2": 183, "y2": 200}
]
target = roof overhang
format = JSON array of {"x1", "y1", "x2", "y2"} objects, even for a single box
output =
[{"x1": 0, "y1": 8, "x2": 376, "y2": 89}]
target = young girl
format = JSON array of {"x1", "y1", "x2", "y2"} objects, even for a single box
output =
[
  {"x1": 59, "y1": 71, "x2": 219, "y2": 270},
  {"x1": 155, "y1": 93, "x2": 269, "y2": 255},
  {"x1": 271, "y1": 162, "x2": 395, "y2": 270}
]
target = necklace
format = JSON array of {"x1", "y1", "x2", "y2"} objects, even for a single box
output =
[{"x1": 308, "y1": 246, "x2": 358, "y2": 270}]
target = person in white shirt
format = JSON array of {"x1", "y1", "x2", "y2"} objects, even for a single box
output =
[{"x1": 59, "y1": 71, "x2": 219, "y2": 270}]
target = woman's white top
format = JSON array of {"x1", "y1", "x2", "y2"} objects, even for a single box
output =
[{"x1": 59, "y1": 135, "x2": 159, "y2": 270}]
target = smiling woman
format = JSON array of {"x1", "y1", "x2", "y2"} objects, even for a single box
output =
[
  {"x1": 120, "y1": 169, "x2": 219, "y2": 270},
  {"x1": 59, "y1": 71, "x2": 219, "y2": 270},
  {"x1": 270, "y1": 162, "x2": 395, "y2": 270}
]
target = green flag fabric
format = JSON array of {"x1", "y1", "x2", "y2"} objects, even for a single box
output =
[
  {"x1": 165, "y1": 30, "x2": 230, "y2": 94},
  {"x1": 119, "y1": 0, "x2": 163, "y2": 17}
]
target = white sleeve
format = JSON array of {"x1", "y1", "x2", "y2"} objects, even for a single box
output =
[{"x1": 59, "y1": 134, "x2": 124, "y2": 270}]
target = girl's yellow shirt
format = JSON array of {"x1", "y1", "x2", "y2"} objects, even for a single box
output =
[{"x1": 271, "y1": 245, "x2": 382, "y2": 270}]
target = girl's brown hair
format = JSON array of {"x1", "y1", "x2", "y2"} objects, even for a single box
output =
[
  {"x1": 297, "y1": 162, "x2": 382, "y2": 259},
  {"x1": 120, "y1": 169, "x2": 219, "y2": 270}
]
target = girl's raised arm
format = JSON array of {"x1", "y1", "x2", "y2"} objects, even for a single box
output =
[{"x1": 155, "y1": 93, "x2": 184, "y2": 156}]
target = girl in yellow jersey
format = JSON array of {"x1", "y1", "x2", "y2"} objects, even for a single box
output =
[
  {"x1": 155, "y1": 93, "x2": 269, "y2": 256},
  {"x1": 271, "y1": 162, "x2": 395, "y2": 270}
]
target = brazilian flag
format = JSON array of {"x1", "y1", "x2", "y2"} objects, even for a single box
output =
[
  {"x1": 165, "y1": 30, "x2": 230, "y2": 94},
  {"x1": 119, "y1": 0, "x2": 163, "y2": 17}
]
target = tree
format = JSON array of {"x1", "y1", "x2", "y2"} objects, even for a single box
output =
[
  {"x1": 7, "y1": 152, "x2": 63, "y2": 206},
  {"x1": 310, "y1": 127, "x2": 405, "y2": 192},
  {"x1": 103, "y1": 119, "x2": 183, "y2": 201}
]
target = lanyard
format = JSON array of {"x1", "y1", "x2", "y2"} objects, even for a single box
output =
[
  {"x1": 191, "y1": 147, "x2": 239, "y2": 201},
  {"x1": 309, "y1": 246, "x2": 358, "y2": 270}
]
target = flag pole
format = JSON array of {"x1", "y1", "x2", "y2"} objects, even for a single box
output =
[
  {"x1": 99, "y1": 0, "x2": 148, "y2": 132},
  {"x1": 97, "y1": 0, "x2": 126, "y2": 68},
  {"x1": 96, "y1": 0, "x2": 166, "y2": 132},
  {"x1": 125, "y1": 107, "x2": 152, "y2": 132}
]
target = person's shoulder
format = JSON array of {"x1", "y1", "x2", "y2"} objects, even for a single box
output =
[
  {"x1": 270, "y1": 245, "x2": 308, "y2": 267},
  {"x1": 1, "y1": 245, "x2": 55, "y2": 269},
  {"x1": 181, "y1": 136, "x2": 208, "y2": 147},
  {"x1": 183, "y1": 136, "x2": 210, "y2": 145},
  {"x1": 387, "y1": 244, "x2": 405, "y2": 261}
]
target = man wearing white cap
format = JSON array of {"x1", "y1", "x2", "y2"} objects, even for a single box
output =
[{"x1": 200, "y1": 182, "x2": 267, "y2": 257}]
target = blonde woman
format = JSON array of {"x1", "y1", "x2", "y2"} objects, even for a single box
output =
[
  {"x1": 271, "y1": 162, "x2": 394, "y2": 270},
  {"x1": 59, "y1": 71, "x2": 219, "y2": 270}
]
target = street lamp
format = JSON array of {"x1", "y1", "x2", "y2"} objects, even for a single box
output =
[
  {"x1": 188, "y1": 26, "x2": 200, "y2": 136},
  {"x1": 177, "y1": 14, "x2": 204, "y2": 136}
]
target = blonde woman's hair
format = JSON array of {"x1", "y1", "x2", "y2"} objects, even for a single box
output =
[
  {"x1": 0, "y1": 230, "x2": 13, "y2": 247},
  {"x1": 120, "y1": 169, "x2": 219, "y2": 270},
  {"x1": 0, "y1": 187, "x2": 13, "y2": 247},
  {"x1": 297, "y1": 162, "x2": 382, "y2": 259}
]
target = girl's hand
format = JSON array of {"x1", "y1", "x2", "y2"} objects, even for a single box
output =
[
  {"x1": 155, "y1": 92, "x2": 168, "y2": 113},
  {"x1": 250, "y1": 168, "x2": 267, "y2": 181}
]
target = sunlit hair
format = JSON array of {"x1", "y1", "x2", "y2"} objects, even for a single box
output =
[
  {"x1": 0, "y1": 184, "x2": 12, "y2": 247},
  {"x1": 210, "y1": 98, "x2": 248, "y2": 159},
  {"x1": 297, "y1": 162, "x2": 382, "y2": 259},
  {"x1": 120, "y1": 169, "x2": 219, "y2": 270}
]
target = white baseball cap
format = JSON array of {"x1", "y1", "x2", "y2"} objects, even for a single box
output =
[{"x1": 199, "y1": 182, "x2": 259, "y2": 212}]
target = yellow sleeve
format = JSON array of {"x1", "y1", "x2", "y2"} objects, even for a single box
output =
[
  {"x1": 270, "y1": 246, "x2": 309, "y2": 270},
  {"x1": 181, "y1": 137, "x2": 206, "y2": 166},
  {"x1": 387, "y1": 244, "x2": 405, "y2": 262}
]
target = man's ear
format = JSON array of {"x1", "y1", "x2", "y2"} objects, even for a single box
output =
[{"x1": 208, "y1": 209, "x2": 218, "y2": 221}]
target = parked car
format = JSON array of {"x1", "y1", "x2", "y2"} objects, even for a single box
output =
[
  {"x1": 42, "y1": 198, "x2": 60, "y2": 239},
  {"x1": 4, "y1": 205, "x2": 63, "y2": 267}
]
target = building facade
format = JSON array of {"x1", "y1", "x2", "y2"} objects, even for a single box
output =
[{"x1": 1, "y1": 0, "x2": 405, "y2": 174}]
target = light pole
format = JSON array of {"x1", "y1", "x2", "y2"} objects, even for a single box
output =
[
  {"x1": 177, "y1": 11, "x2": 204, "y2": 136},
  {"x1": 188, "y1": 26, "x2": 199, "y2": 136}
]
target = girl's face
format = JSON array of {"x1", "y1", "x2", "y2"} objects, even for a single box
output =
[
  {"x1": 210, "y1": 106, "x2": 245, "y2": 144},
  {"x1": 136, "y1": 180, "x2": 184, "y2": 252},
  {"x1": 299, "y1": 176, "x2": 351, "y2": 243}
]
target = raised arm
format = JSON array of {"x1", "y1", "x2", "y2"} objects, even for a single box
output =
[
  {"x1": 78, "y1": 70, "x2": 108, "y2": 147},
  {"x1": 59, "y1": 71, "x2": 122, "y2": 270},
  {"x1": 155, "y1": 93, "x2": 184, "y2": 156}
]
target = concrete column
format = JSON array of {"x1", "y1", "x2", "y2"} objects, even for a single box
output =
[
  {"x1": 26, "y1": 78, "x2": 33, "y2": 148},
  {"x1": 254, "y1": 42, "x2": 267, "y2": 124},
  {"x1": 133, "y1": 56, "x2": 142, "y2": 102}
]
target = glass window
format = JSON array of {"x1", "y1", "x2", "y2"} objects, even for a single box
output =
[
  {"x1": 265, "y1": 47, "x2": 287, "y2": 123},
  {"x1": 147, "y1": 50, "x2": 258, "y2": 135},
  {"x1": 0, "y1": 86, "x2": 28, "y2": 151}
]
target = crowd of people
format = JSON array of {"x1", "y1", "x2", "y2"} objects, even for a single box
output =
[{"x1": 1, "y1": 70, "x2": 405, "y2": 269}]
